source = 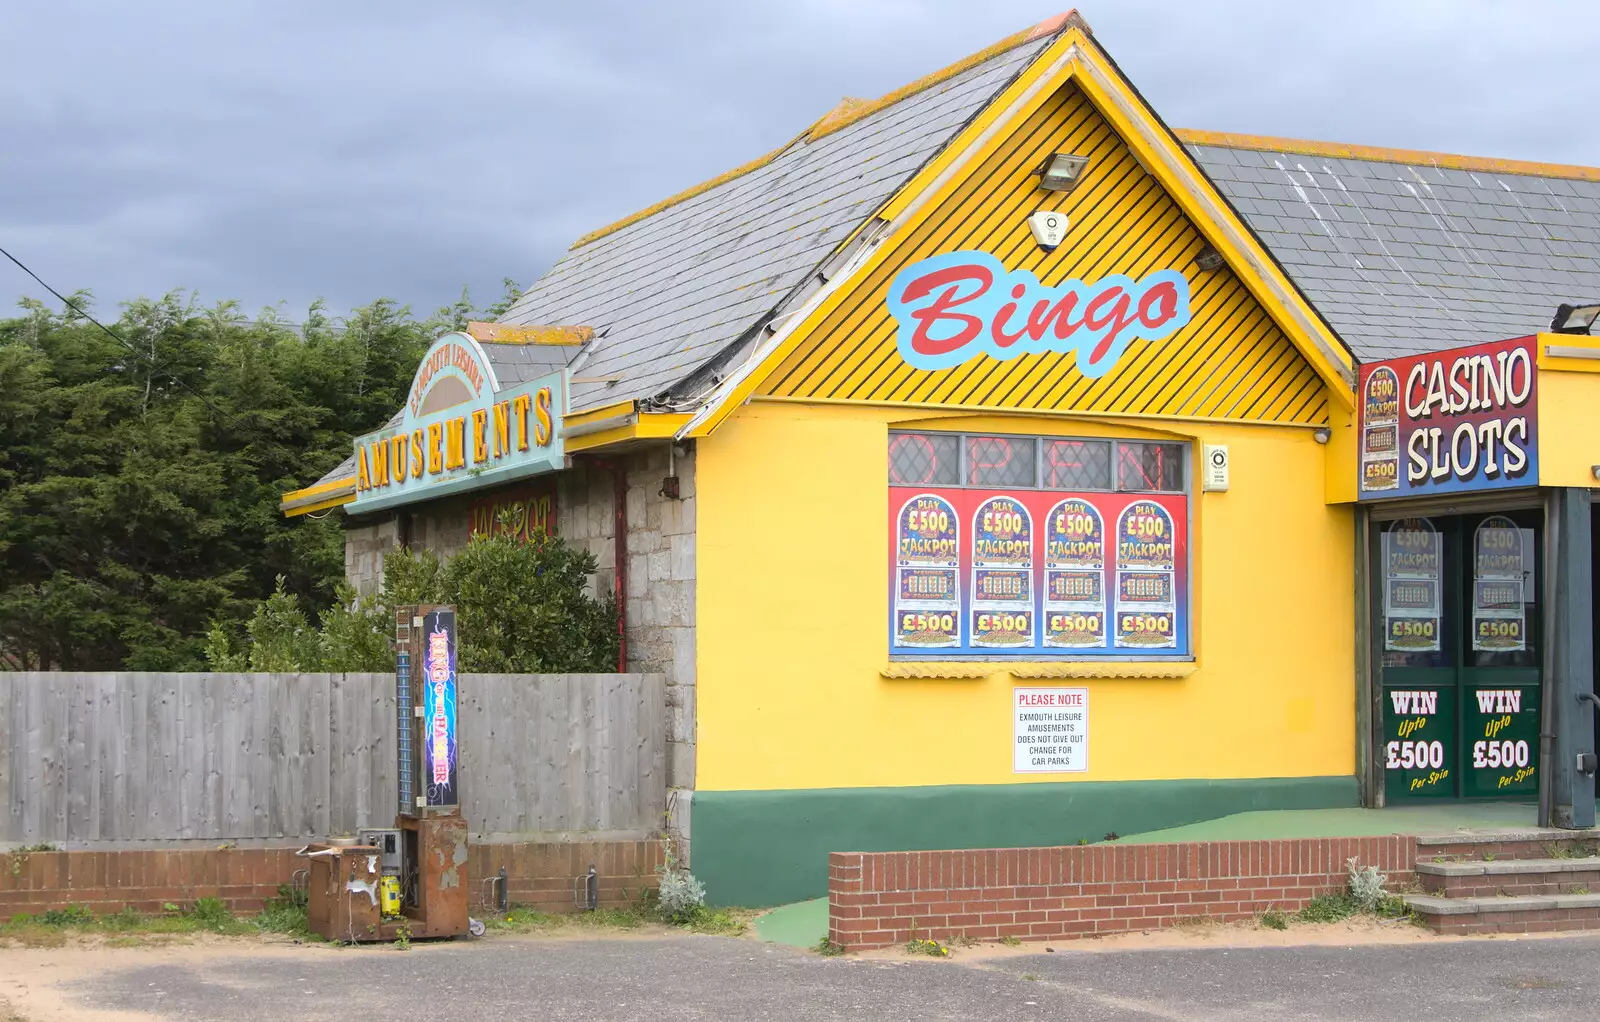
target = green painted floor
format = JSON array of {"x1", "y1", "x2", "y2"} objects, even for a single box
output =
[
  {"x1": 754, "y1": 897, "x2": 827, "y2": 948},
  {"x1": 1111, "y1": 802, "x2": 1545, "y2": 844}
]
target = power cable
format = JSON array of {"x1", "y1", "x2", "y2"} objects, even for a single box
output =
[{"x1": 0, "y1": 242, "x2": 234, "y2": 424}]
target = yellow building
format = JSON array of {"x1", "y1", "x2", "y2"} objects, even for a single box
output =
[{"x1": 282, "y1": 11, "x2": 1600, "y2": 905}]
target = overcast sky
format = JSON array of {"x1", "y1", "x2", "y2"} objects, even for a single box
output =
[{"x1": 4, "y1": 1, "x2": 1597, "y2": 322}]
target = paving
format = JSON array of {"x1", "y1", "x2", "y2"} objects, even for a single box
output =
[
  {"x1": 14, "y1": 931, "x2": 1600, "y2": 1021},
  {"x1": 1109, "y1": 801, "x2": 1552, "y2": 844}
]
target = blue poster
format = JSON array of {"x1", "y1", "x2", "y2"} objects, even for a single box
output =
[{"x1": 423, "y1": 607, "x2": 459, "y2": 807}]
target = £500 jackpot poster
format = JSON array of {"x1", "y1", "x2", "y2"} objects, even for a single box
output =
[{"x1": 888, "y1": 488, "x2": 1188, "y2": 657}]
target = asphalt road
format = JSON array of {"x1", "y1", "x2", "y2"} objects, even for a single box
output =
[{"x1": 35, "y1": 933, "x2": 1600, "y2": 1021}]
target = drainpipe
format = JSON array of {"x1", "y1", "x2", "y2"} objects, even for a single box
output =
[{"x1": 589, "y1": 458, "x2": 628, "y2": 673}]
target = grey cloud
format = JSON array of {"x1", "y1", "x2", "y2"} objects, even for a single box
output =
[{"x1": 3, "y1": 0, "x2": 1597, "y2": 319}]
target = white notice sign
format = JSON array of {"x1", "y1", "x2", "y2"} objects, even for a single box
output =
[{"x1": 1013, "y1": 687, "x2": 1088, "y2": 773}]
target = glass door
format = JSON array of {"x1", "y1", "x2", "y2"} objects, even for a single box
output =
[
  {"x1": 1377, "y1": 511, "x2": 1543, "y2": 803},
  {"x1": 1458, "y1": 511, "x2": 1541, "y2": 799}
]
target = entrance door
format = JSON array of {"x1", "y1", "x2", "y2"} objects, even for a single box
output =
[{"x1": 1378, "y1": 512, "x2": 1542, "y2": 802}]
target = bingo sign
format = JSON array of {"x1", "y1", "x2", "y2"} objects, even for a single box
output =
[
  {"x1": 890, "y1": 488, "x2": 1188, "y2": 657},
  {"x1": 1357, "y1": 336, "x2": 1537, "y2": 499},
  {"x1": 422, "y1": 608, "x2": 459, "y2": 807}
]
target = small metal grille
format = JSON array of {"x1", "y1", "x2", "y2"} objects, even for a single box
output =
[
  {"x1": 396, "y1": 647, "x2": 413, "y2": 815},
  {"x1": 889, "y1": 432, "x2": 958, "y2": 485},
  {"x1": 1117, "y1": 442, "x2": 1184, "y2": 492},
  {"x1": 1045, "y1": 439, "x2": 1110, "y2": 490},
  {"x1": 966, "y1": 436, "x2": 1036, "y2": 487}
]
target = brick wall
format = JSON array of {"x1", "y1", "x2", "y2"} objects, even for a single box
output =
[
  {"x1": 0, "y1": 840, "x2": 662, "y2": 921},
  {"x1": 829, "y1": 837, "x2": 1417, "y2": 949}
]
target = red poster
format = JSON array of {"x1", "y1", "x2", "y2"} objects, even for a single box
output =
[{"x1": 889, "y1": 488, "x2": 1188, "y2": 658}]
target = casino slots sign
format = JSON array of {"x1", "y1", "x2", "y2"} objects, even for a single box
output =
[{"x1": 1357, "y1": 336, "x2": 1537, "y2": 500}]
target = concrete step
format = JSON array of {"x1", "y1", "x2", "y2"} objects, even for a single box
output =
[
  {"x1": 1414, "y1": 857, "x2": 1600, "y2": 897},
  {"x1": 1403, "y1": 892, "x2": 1600, "y2": 935},
  {"x1": 1414, "y1": 829, "x2": 1600, "y2": 863}
]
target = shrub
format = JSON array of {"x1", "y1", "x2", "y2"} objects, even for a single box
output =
[{"x1": 1345, "y1": 857, "x2": 1387, "y2": 912}]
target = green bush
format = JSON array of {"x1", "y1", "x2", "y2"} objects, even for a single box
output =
[{"x1": 207, "y1": 525, "x2": 619, "y2": 674}]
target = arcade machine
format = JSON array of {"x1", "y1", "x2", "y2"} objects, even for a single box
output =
[{"x1": 306, "y1": 605, "x2": 476, "y2": 942}]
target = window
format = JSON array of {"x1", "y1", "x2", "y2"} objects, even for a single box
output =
[
  {"x1": 966, "y1": 436, "x2": 1037, "y2": 487},
  {"x1": 889, "y1": 431, "x2": 1192, "y2": 659},
  {"x1": 1117, "y1": 441, "x2": 1185, "y2": 492},
  {"x1": 888, "y1": 432, "x2": 959, "y2": 486}
]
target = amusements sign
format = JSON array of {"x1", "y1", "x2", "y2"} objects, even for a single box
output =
[
  {"x1": 422, "y1": 607, "x2": 459, "y2": 807},
  {"x1": 1357, "y1": 336, "x2": 1537, "y2": 499},
  {"x1": 351, "y1": 332, "x2": 565, "y2": 514},
  {"x1": 890, "y1": 488, "x2": 1189, "y2": 657},
  {"x1": 1014, "y1": 687, "x2": 1088, "y2": 773}
]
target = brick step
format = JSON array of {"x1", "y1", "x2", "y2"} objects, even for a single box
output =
[
  {"x1": 1414, "y1": 829, "x2": 1600, "y2": 863},
  {"x1": 1414, "y1": 857, "x2": 1600, "y2": 897},
  {"x1": 1403, "y1": 892, "x2": 1600, "y2": 935}
]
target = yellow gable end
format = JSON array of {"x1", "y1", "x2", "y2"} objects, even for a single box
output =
[{"x1": 759, "y1": 80, "x2": 1329, "y2": 426}]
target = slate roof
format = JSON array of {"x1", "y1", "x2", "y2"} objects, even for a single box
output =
[
  {"x1": 1186, "y1": 142, "x2": 1600, "y2": 361},
  {"x1": 495, "y1": 34, "x2": 1053, "y2": 413}
]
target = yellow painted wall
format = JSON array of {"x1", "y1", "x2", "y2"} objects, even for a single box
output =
[
  {"x1": 695, "y1": 401, "x2": 1356, "y2": 792},
  {"x1": 1539, "y1": 369, "x2": 1600, "y2": 488}
]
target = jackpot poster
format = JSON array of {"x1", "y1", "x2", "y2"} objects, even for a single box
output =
[
  {"x1": 422, "y1": 607, "x2": 459, "y2": 807},
  {"x1": 971, "y1": 496, "x2": 1034, "y2": 647},
  {"x1": 892, "y1": 493, "x2": 961, "y2": 648},
  {"x1": 888, "y1": 488, "x2": 1188, "y2": 658},
  {"x1": 1044, "y1": 498, "x2": 1107, "y2": 648},
  {"x1": 1384, "y1": 518, "x2": 1442, "y2": 653},
  {"x1": 1114, "y1": 501, "x2": 1178, "y2": 649},
  {"x1": 1472, "y1": 515, "x2": 1526, "y2": 652}
]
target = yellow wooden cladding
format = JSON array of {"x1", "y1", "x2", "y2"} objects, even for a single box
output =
[{"x1": 759, "y1": 82, "x2": 1329, "y2": 426}]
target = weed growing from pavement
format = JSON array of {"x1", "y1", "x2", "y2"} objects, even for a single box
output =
[
  {"x1": 1022, "y1": 973, "x2": 1039, "y2": 982},
  {"x1": 0, "y1": 895, "x2": 314, "y2": 947},
  {"x1": 486, "y1": 901, "x2": 749, "y2": 938},
  {"x1": 906, "y1": 938, "x2": 950, "y2": 957},
  {"x1": 999, "y1": 935, "x2": 1023, "y2": 947},
  {"x1": 1259, "y1": 909, "x2": 1288, "y2": 930},
  {"x1": 813, "y1": 936, "x2": 847, "y2": 956}
]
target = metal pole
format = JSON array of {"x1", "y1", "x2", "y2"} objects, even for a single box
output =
[{"x1": 1549, "y1": 488, "x2": 1595, "y2": 829}]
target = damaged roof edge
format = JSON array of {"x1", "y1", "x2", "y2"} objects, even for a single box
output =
[
  {"x1": 636, "y1": 18, "x2": 1078, "y2": 415},
  {"x1": 567, "y1": 10, "x2": 1080, "y2": 252}
]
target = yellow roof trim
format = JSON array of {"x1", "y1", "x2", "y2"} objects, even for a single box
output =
[
  {"x1": 280, "y1": 476, "x2": 356, "y2": 517},
  {"x1": 565, "y1": 413, "x2": 693, "y2": 453},
  {"x1": 1176, "y1": 128, "x2": 1600, "y2": 183},
  {"x1": 282, "y1": 492, "x2": 356, "y2": 518},
  {"x1": 570, "y1": 136, "x2": 806, "y2": 250},
  {"x1": 467, "y1": 322, "x2": 593, "y2": 346},
  {"x1": 805, "y1": 12, "x2": 1069, "y2": 142},
  {"x1": 281, "y1": 475, "x2": 355, "y2": 502},
  {"x1": 568, "y1": 11, "x2": 1077, "y2": 251},
  {"x1": 564, "y1": 398, "x2": 637, "y2": 429}
]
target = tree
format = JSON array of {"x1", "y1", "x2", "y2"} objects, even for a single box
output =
[{"x1": 0, "y1": 285, "x2": 515, "y2": 669}]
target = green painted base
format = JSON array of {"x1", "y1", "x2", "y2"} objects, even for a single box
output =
[{"x1": 691, "y1": 776, "x2": 1358, "y2": 907}]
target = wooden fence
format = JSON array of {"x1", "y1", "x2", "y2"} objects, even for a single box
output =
[{"x1": 0, "y1": 672, "x2": 666, "y2": 845}]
